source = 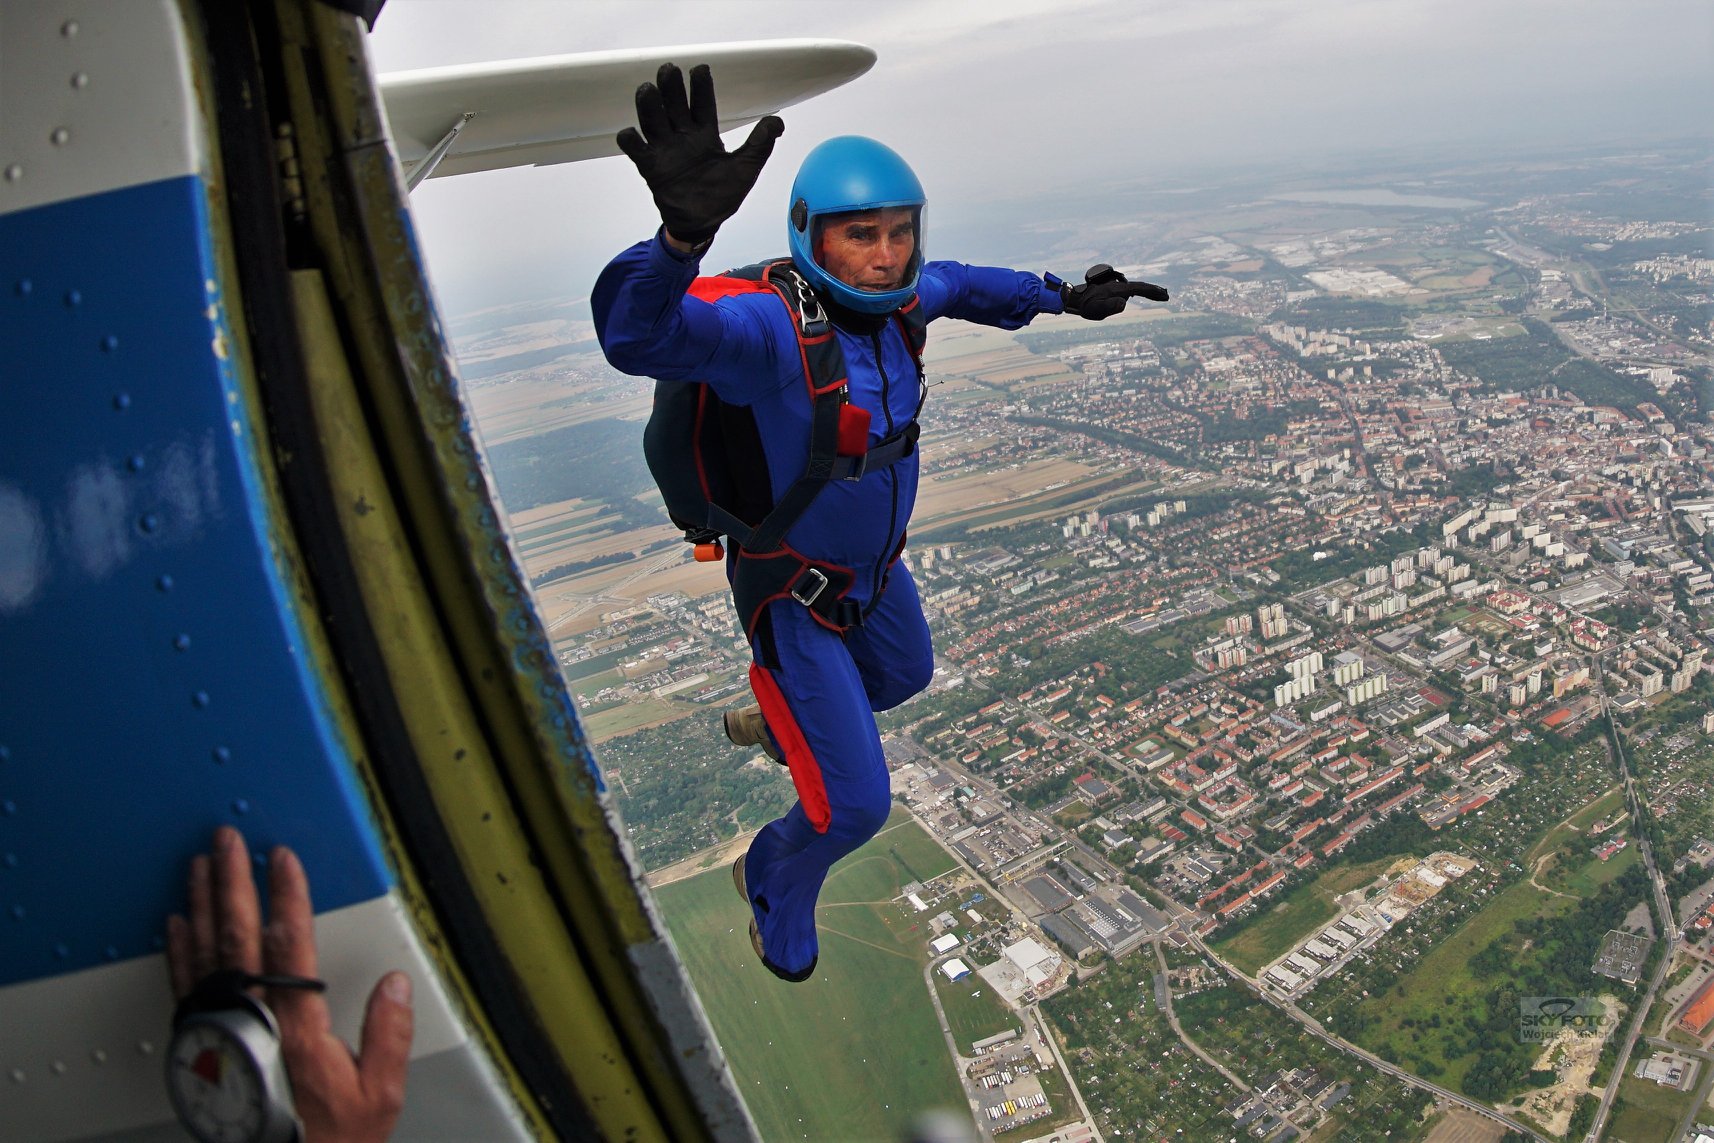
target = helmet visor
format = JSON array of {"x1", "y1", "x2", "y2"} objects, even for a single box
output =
[{"x1": 811, "y1": 205, "x2": 924, "y2": 299}]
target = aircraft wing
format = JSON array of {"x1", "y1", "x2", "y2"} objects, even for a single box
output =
[{"x1": 380, "y1": 39, "x2": 876, "y2": 183}]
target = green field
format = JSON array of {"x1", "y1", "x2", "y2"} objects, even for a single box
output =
[
  {"x1": 653, "y1": 811, "x2": 971, "y2": 1142},
  {"x1": 933, "y1": 971, "x2": 1018, "y2": 1051},
  {"x1": 1340, "y1": 785, "x2": 1635, "y2": 1093},
  {"x1": 1527, "y1": 785, "x2": 1624, "y2": 866},
  {"x1": 1349, "y1": 875, "x2": 1578, "y2": 1093},
  {"x1": 1607, "y1": 1069, "x2": 1698, "y2": 1143},
  {"x1": 1213, "y1": 856, "x2": 1402, "y2": 975}
]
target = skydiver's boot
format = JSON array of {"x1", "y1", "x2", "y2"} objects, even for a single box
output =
[
  {"x1": 723, "y1": 704, "x2": 784, "y2": 764},
  {"x1": 735, "y1": 854, "x2": 814, "y2": 983}
]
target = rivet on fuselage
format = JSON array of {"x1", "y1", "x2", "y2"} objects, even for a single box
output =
[
  {"x1": 232, "y1": 798, "x2": 250, "y2": 815},
  {"x1": 213, "y1": 746, "x2": 232, "y2": 764},
  {"x1": 112, "y1": 392, "x2": 130, "y2": 410},
  {"x1": 128, "y1": 454, "x2": 145, "y2": 473},
  {"x1": 60, "y1": 19, "x2": 78, "y2": 37},
  {"x1": 192, "y1": 691, "x2": 210, "y2": 708},
  {"x1": 50, "y1": 128, "x2": 70, "y2": 147},
  {"x1": 138, "y1": 513, "x2": 159, "y2": 534},
  {"x1": 101, "y1": 334, "x2": 118, "y2": 352},
  {"x1": 64, "y1": 289, "x2": 81, "y2": 307},
  {"x1": 3, "y1": 165, "x2": 22, "y2": 183},
  {"x1": 173, "y1": 634, "x2": 191, "y2": 652},
  {"x1": 157, "y1": 574, "x2": 174, "y2": 592},
  {"x1": 71, "y1": 72, "x2": 89, "y2": 89}
]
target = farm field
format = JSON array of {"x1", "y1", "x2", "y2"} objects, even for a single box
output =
[
  {"x1": 652, "y1": 811, "x2": 970, "y2": 1142},
  {"x1": 465, "y1": 371, "x2": 650, "y2": 445},
  {"x1": 913, "y1": 458, "x2": 1100, "y2": 524}
]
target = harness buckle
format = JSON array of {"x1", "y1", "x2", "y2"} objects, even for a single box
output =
[
  {"x1": 839, "y1": 451, "x2": 868, "y2": 481},
  {"x1": 789, "y1": 567, "x2": 830, "y2": 607},
  {"x1": 792, "y1": 276, "x2": 830, "y2": 337}
]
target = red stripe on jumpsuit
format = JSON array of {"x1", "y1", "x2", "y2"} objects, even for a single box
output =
[{"x1": 748, "y1": 663, "x2": 831, "y2": 833}]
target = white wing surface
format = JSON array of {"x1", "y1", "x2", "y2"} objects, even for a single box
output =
[{"x1": 380, "y1": 39, "x2": 876, "y2": 182}]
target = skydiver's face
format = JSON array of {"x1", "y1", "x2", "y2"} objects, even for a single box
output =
[{"x1": 815, "y1": 208, "x2": 917, "y2": 293}]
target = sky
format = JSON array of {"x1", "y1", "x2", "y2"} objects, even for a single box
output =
[{"x1": 367, "y1": 0, "x2": 1713, "y2": 319}]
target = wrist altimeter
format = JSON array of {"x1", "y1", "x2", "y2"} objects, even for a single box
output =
[{"x1": 166, "y1": 968, "x2": 325, "y2": 1143}]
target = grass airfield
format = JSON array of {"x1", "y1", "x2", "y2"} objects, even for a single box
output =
[{"x1": 652, "y1": 810, "x2": 976, "y2": 1142}]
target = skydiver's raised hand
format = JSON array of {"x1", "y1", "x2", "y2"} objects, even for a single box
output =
[
  {"x1": 617, "y1": 63, "x2": 784, "y2": 247},
  {"x1": 1053, "y1": 264, "x2": 1171, "y2": 320}
]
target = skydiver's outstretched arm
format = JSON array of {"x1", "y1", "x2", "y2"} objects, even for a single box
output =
[{"x1": 616, "y1": 63, "x2": 783, "y2": 251}]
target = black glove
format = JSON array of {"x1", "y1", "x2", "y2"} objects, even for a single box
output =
[
  {"x1": 1055, "y1": 264, "x2": 1170, "y2": 321},
  {"x1": 616, "y1": 63, "x2": 783, "y2": 246}
]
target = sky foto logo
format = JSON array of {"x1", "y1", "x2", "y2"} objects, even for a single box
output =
[{"x1": 1518, "y1": 996, "x2": 1619, "y2": 1043}]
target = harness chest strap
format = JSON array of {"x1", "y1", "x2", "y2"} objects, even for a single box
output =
[{"x1": 685, "y1": 261, "x2": 928, "y2": 630}]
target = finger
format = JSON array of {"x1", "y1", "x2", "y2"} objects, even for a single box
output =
[
  {"x1": 262, "y1": 845, "x2": 318, "y2": 978},
  {"x1": 186, "y1": 853, "x2": 217, "y2": 982},
  {"x1": 732, "y1": 115, "x2": 784, "y2": 173},
  {"x1": 261, "y1": 846, "x2": 333, "y2": 1037},
  {"x1": 687, "y1": 64, "x2": 718, "y2": 132},
  {"x1": 655, "y1": 62, "x2": 693, "y2": 135},
  {"x1": 1128, "y1": 281, "x2": 1170, "y2": 302},
  {"x1": 212, "y1": 825, "x2": 263, "y2": 976},
  {"x1": 616, "y1": 127, "x2": 650, "y2": 168},
  {"x1": 357, "y1": 972, "x2": 414, "y2": 1119},
  {"x1": 633, "y1": 82, "x2": 670, "y2": 144},
  {"x1": 166, "y1": 914, "x2": 195, "y2": 999}
]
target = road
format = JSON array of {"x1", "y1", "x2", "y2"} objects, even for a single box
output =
[
  {"x1": 1187, "y1": 933, "x2": 1556, "y2": 1143},
  {"x1": 1585, "y1": 686, "x2": 1681, "y2": 1142},
  {"x1": 921, "y1": 959, "x2": 988, "y2": 1139},
  {"x1": 1151, "y1": 943, "x2": 1251, "y2": 1094},
  {"x1": 1028, "y1": 1003, "x2": 1105, "y2": 1143}
]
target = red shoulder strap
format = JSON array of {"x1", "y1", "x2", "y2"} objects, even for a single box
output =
[{"x1": 687, "y1": 276, "x2": 772, "y2": 303}]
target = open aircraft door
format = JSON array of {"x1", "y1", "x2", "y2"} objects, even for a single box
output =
[{"x1": 0, "y1": 1, "x2": 871, "y2": 1138}]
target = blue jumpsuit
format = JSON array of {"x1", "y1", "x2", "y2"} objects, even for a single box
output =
[{"x1": 594, "y1": 230, "x2": 1062, "y2": 976}]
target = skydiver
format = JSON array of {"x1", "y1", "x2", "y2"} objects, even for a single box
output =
[{"x1": 594, "y1": 64, "x2": 1167, "y2": 982}]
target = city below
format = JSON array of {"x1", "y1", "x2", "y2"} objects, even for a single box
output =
[{"x1": 456, "y1": 138, "x2": 1713, "y2": 1143}]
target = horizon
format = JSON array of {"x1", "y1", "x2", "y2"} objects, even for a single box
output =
[{"x1": 368, "y1": 0, "x2": 1714, "y2": 318}]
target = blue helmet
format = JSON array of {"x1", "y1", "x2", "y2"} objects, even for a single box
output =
[{"x1": 787, "y1": 136, "x2": 926, "y2": 314}]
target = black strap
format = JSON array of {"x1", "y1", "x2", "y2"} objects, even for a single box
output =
[
  {"x1": 696, "y1": 262, "x2": 928, "y2": 631},
  {"x1": 731, "y1": 552, "x2": 864, "y2": 634},
  {"x1": 828, "y1": 421, "x2": 918, "y2": 481}
]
